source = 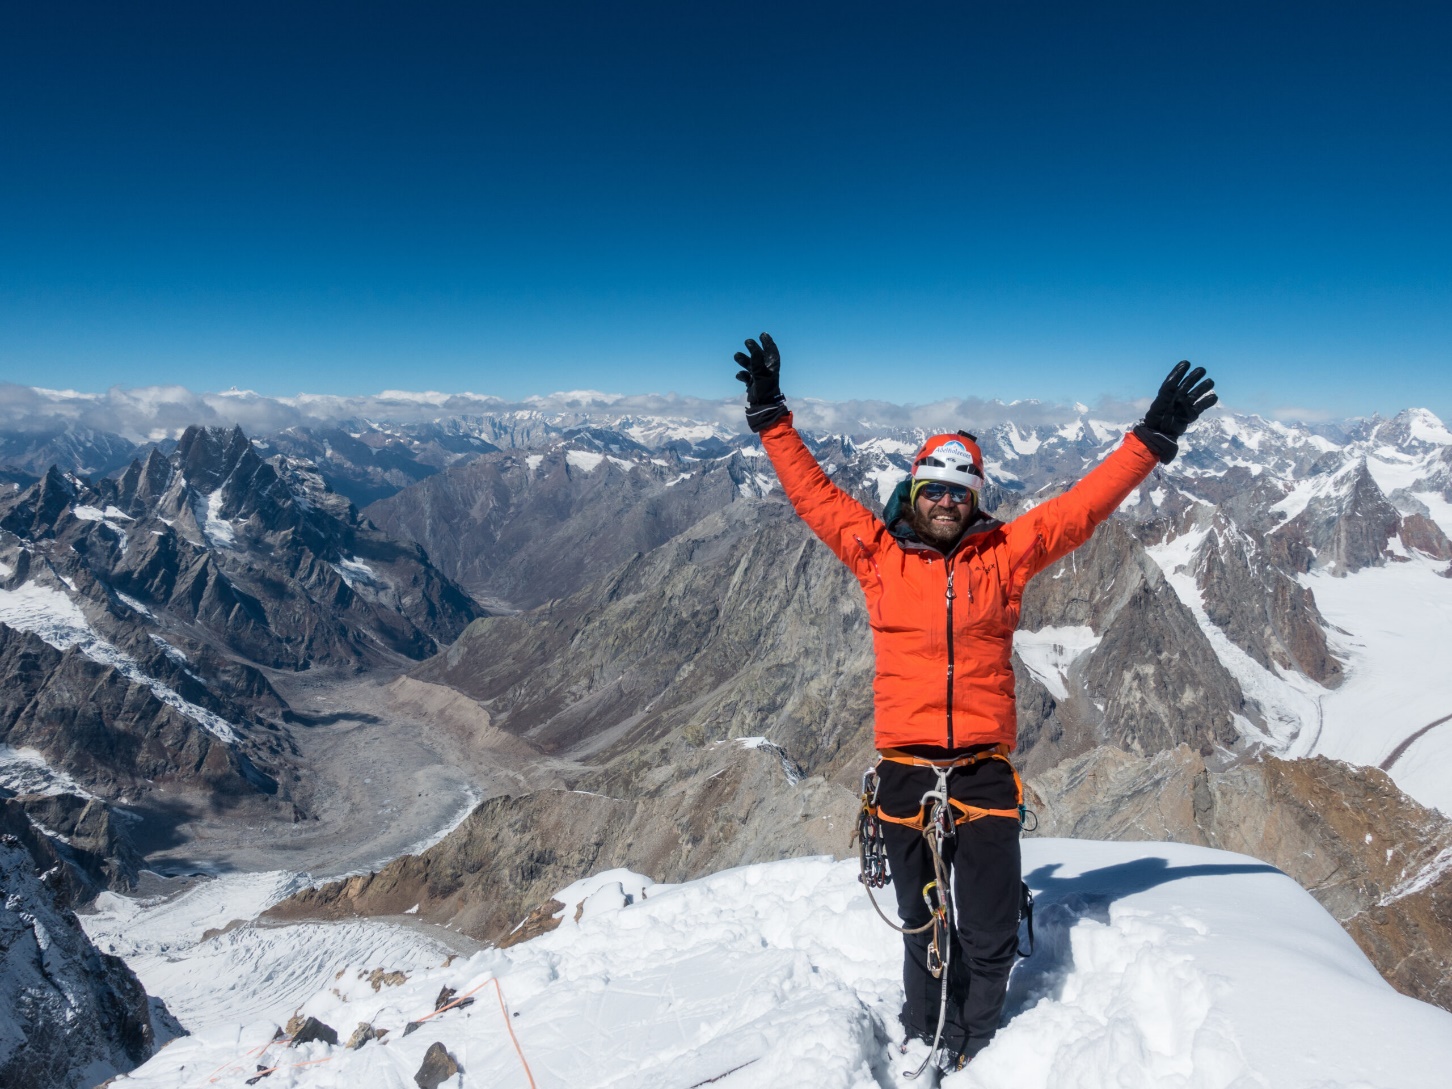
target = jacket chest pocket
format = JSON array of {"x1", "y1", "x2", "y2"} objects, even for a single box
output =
[{"x1": 954, "y1": 554, "x2": 1012, "y2": 635}]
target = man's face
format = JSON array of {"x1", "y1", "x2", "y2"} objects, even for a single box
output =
[{"x1": 909, "y1": 485, "x2": 976, "y2": 547}]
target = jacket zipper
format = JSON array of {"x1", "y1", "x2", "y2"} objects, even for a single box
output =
[{"x1": 945, "y1": 563, "x2": 956, "y2": 749}]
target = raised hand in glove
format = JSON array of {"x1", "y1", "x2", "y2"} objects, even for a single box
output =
[
  {"x1": 734, "y1": 332, "x2": 789, "y2": 433},
  {"x1": 1133, "y1": 361, "x2": 1218, "y2": 463}
]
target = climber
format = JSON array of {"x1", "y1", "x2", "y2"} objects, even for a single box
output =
[{"x1": 731, "y1": 332, "x2": 1216, "y2": 1075}]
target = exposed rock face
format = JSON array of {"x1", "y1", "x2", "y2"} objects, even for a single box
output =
[
  {"x1": 1194, "y1": 514, "x2": 1342, "y2": 684},
  {"x1": 0, "y1": 422, "x2": 488, "y2": 834},
  {"x1": 1271, "y1": 460, "x2": 1403, "y2": 576},
  {"x1": 0, "y1": 425, "x2": 483, "y2": 675},
  {"x1": 1028, "y1": 746, "x2": 1452, "y2": 1011},
  {"x1": 413, "y1": 500, "x2": 878, "y2": 789},
  {"x1": 262, "y1": 423, "x2": 499, "y2": 508},
  {"x1": 1399, "y1": 513, "x2": 1452, "y2": 560},
  {"x1": 0, "y1": 621, "x2": 279, "y2": 801},
  {"x1": 0, "y1": 426, "x2": 139, "y2": 478},
  {"x1": 265, "y1": 741, "x2": 859, "y2": 943},
  {"x1": 3, "y1": 792, "x2": 144, "y2": 897},
  {"x1": 0, "y1": 802, "x2": 176, "y2": 1089},
  {"x1": 364, "y1": 444, "x2": 752, "y2": 610},
  {"x1": 1014, "y1": 519, "x2": 1248, "y2": 773}
]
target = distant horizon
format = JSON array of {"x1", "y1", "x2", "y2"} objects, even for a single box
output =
[{"x1": 3, "y1": 379, "x2": 1447, "y2": 449}]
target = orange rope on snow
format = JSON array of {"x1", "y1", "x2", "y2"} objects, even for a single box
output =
[
  {"x1": 203, "y1": 1036, "x2": 279, "y2": 1084},
  {"x1": 241, "y1": 1055, "x2": 335, "y2": 1082},
  {"x1": 491, "y1": 975, "x2": 538, "y2": 1089},
  {"x1": 406, "y1": 978, "x2": 491, "y2": 1026}
]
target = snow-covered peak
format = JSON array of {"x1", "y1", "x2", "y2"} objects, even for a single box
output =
[{"x1": 104, "y1": 841, "x2": 1452, "y2": 1089}]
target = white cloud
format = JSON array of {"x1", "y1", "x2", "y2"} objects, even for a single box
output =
[{"x1": 0, "y1": 380, "x2": 1304, "y2": 445}]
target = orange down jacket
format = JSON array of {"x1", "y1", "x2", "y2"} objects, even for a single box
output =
[{"x1": 760, "y1": 415, "x2": 1161, "y2": 750}]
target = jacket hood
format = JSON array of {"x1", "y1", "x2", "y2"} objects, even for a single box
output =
[{"x1": 884, "y1": 476, "x2": 1001, "y2": 555}]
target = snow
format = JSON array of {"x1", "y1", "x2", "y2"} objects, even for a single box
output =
[
  {"x1": 331, "y1": 556, "x2": 380, "y2": 589},
  {"x1": 72, "y1": 504, "x2": 110, "y2": 521},
  {"x1": 866, "y1": 464, "x2": 905, "y2": 505},
  {"x1": 197, "y1": 489, "x2": 238, "y2": 548},
  {"x1": 1363, "y1": 448, "x2": 1430, "y2": 496},
  {"x1": 1013, "y1": 626, "x2": 1101, "y2": 701},
  {"x1": 1300, "y1": 556, "x2": 1452, "y2": 816},
  {"x1": 0, "y1": 744, "x2": 97, "y2": 798},
  {"x1": 1381, "y1": 845, "x2": 1452, "y2": 904},
  {"x1": 737, "y1": 470, "x2": 776, "y2": 498},
  {"x1": 566, "y1": 450, "x2": 604, "y2": 472},
  {"x1": 1143, "y1": 522, "x2": 1452, "y2": 815},
  {"x1": 107, "y1": 840, "x2": 1452, "y2": 1089},
  {"x1": 0, "y1": 580, "x2": 244, "y2": 744},
  {"x1": 81, "y1": 871, "x2": 453, "y2": 1034},
  {"x1": 526, "y1": 454, "x2": 545, "y2": 471},
  {"x1": 149, "y1": 633, "x2": 190, "y2": 665},
  {"x1": 1146, "y1": 530, "x2": 1325, "y2": 755},
  {"x1": 1268, "y1": 458, "x2": 1360, "y2": 524},
  {"x1": 116, "y1": 590, "x2": 154, "y2": 617},
  {"x1": 564, "y1": 450, "x2": 635, "y2": 473},
  {"x1": 1406, "y1": 408, "x2": 1452, "y2": 446},
  {"x1": 0, "y1": 559, "x2": 12, "y2": 579},
  {"x1": 1004, "y1": 423, "x2": 1041, "y2": 457}
]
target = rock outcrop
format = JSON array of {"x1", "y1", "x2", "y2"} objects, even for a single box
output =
[
  {"x1": 363, "y1": 443, "x2": 751, "y2": 610},
  {"x1": 1, "y1": 791, "x2": 144, "y2": 898},
  {"x1": 0, "y1": 425, "x2": 483, "y2": 675},
  {"x1": 0, "y1": 801, "x2": 179, "y2": 1089}
]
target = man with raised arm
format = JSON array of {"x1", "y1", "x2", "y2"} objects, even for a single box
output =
[{"x1": 732, "y1": 332, "x2": 1217, "y2": 1076}]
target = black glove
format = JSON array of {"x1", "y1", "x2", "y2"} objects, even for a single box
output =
[
  {"x1": 1133, "y1": 360, "x2": 1218, "y2": 463},
  {"x1": 733, "y1": 332, "x2": 789, "y2": 433}
]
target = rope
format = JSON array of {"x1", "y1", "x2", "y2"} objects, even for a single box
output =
[
  {"x1": 491, "y1": 975, "x2": 538, "y2": 1089},
  {"x1": 858, "y1": 831, "x2": 935, "y2": 935},
  {"x1": 904, "y1": 776, "x2": 955, "y2": 1082},
  {"x1": 854, "y1": 761, "x2": 962, "y2": 1080},
  {"x1": 201, "y1": 1036, "x2": 278, "y2": 1084}
]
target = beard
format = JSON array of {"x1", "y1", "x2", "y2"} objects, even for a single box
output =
[{"x1": 908, "y1": 501, "x2": 972, "y2": 547}]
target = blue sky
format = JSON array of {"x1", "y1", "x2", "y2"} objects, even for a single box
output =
[{"x1": 2, "y1": 1, "x2": 1449, "y2": 420}]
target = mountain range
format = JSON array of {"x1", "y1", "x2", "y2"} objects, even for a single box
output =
[{"x1": 4, "y1": 390, "x2": 1452, "y2": 1085}]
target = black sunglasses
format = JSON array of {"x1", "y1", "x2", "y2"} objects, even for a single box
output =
[{"x1": 918, "y1": 481, "x2": 972, "y2": 504}]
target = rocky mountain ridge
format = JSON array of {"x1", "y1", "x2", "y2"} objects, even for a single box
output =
[
  {"x1": 0, "y1": 423, "x2": 483, "y2": 824},
  {"x1": 1, "y1": 799, "x2": 181, "y2": 1089}
]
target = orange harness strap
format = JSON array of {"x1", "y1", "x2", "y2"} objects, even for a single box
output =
[{"x1": 871, "y1": 746, "x2": 1024, "y2": 831}]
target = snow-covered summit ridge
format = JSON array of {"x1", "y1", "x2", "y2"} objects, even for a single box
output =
[{"x1": 108, "y1": 840, "x2": 1452, "y2": 1089}]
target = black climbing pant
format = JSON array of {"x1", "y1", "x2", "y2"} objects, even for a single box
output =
[{"x1": 878, "y1": 752, "x2": 1021, "y2": 1062}]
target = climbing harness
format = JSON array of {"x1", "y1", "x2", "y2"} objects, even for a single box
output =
[
  {"x1": 850, "y1": 746, "x2": 1038, "y2": 1080},
  {"x1": 874, "y1": 745, "x2": 1036, "y2": 830}
]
